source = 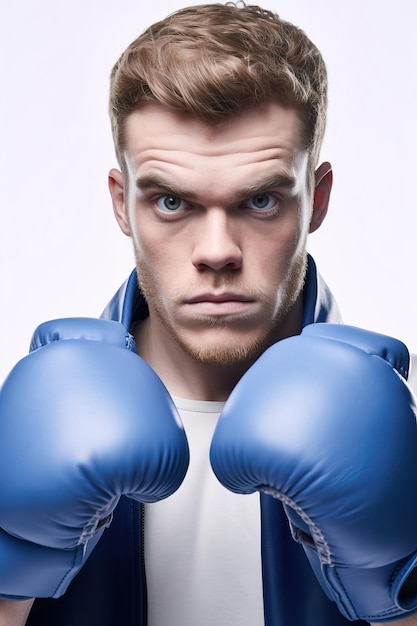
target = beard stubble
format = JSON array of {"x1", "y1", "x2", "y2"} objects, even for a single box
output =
[{"x1": 134, "y1": 251, "x2": 307, "y2": 367}]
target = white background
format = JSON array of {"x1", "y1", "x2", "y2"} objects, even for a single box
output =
[{"x1": 1, "y1": 1, "x2": 416, "y2": 384}]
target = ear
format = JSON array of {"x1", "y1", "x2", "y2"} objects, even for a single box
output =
[
  {"x1": 309, "y1": 161, "x2": 333, "y2": 234},
  {"x1": 108, "y1": 168, "x2": 131, "y2": 236}
]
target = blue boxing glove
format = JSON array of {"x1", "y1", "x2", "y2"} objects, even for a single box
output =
[
  {"x1": 210, "y1": 323, "x2": 417, "y2": 622},
  {"x1": 0, "y1": 318, "x2": 189, "y2": 600}
]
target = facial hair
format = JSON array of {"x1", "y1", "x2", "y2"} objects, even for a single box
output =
[{"x1": 135, "y1": 250, "x2": 307, "y2": 367}]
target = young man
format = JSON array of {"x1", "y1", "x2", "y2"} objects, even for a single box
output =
[{"x1": 1, "y1": 3, "x2": 417, "y2": 625}]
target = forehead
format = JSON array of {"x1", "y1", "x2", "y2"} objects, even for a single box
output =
[
  {"x1": 123, "y1": 102, "x2": 308, "y2": 193},
  {"x1": 125, "y1": 101, "x2": 303, "y2": 153}
]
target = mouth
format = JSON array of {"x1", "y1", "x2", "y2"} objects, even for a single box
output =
[{"x1": 184, "y1": 293, "x2": 256, "y2": 316}]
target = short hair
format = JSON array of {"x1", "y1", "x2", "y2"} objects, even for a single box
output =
[{"x1": 109, "y1": 2, "x2": 328, "y2": 179}]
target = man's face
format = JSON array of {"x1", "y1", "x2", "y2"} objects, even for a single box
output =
[{"x1": 110, "y1": 102, "x2": 330, "y2": 366}]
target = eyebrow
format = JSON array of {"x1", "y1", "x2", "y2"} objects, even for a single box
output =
[
  {"x1": 135, "y1": 175, "x2": 199, "y2": 202},
  {"x1": 243, "y1": 173, "x2": 297, "y2": 196},
  {"x1": 135, "y1": 171, "x2": 297, "y2": 201}
]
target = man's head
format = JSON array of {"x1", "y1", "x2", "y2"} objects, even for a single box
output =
[
  {"x1": 109, "y1": 2, "x2": 328, "y2": 189},
  {"x1": 108, "y1": 3, "x2": 332, "y2": 385}
]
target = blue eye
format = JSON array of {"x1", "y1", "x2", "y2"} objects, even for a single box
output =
[
  {"x1": 156, "y1": 195, "x2": 188, "y2": 212},
  {"x1": 246, "y1": 194, "x2": 277, "y2": 211}
]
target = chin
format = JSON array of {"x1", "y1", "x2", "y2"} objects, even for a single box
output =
[{"x1": 180, "y1": 333, "x2": 273, "y2": 367}]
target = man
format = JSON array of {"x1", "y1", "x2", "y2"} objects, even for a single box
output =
[{"x1": 1, "y1": 3, "x2": 417, "y2": 625}]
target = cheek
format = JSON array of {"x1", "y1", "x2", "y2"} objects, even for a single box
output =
[
  {"x1": 128, "y1": 203, "x2": 157, "y2": 259},
  {"x1": 133, "y1": 229, "x2": 185, "y2": 295},
  {"x1": 278, "y1": 205, "x2": 311, "y2": 263},
  {"x1": 258, "y1": 223, "x2": 304, "y2": 273},
  {"x1": 250, "y1": 227, "x2": 307, "y2": 302}
]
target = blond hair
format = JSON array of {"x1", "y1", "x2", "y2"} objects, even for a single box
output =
[{"x1": 110, "y1": 3, "x2": 327, "y2": 179}]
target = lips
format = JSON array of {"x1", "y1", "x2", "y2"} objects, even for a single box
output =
[
  {"x1": 185, "y1": 292, "x2": 254, "y2": 303},
  {"x1": 186, "y1": 290, "x2": 255, "y2": 301},
  {"x1": 183, "y1": 293, "x2": 256, "y2": 316}
]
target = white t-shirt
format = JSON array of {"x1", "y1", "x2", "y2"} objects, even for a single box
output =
[{"x1": 145, "y1": 396, "x2": 264, "y2": 626}]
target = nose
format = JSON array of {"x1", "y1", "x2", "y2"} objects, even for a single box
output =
[{"x1": 191, "y1": 209, "x2": 242, "y2": 272}]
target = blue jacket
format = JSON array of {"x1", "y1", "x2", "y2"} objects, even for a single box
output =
[{"x1": 27, "y1": 256, "x2": 366, "y2": 626}]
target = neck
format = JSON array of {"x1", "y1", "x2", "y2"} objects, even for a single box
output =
[{"x1": 133, "y1": 294, "x2": 304, "y2": 402}]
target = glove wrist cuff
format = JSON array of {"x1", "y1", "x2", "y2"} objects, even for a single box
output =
[{"x1": 320, "y1": 551, "x2": 417, "y2": 622}]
